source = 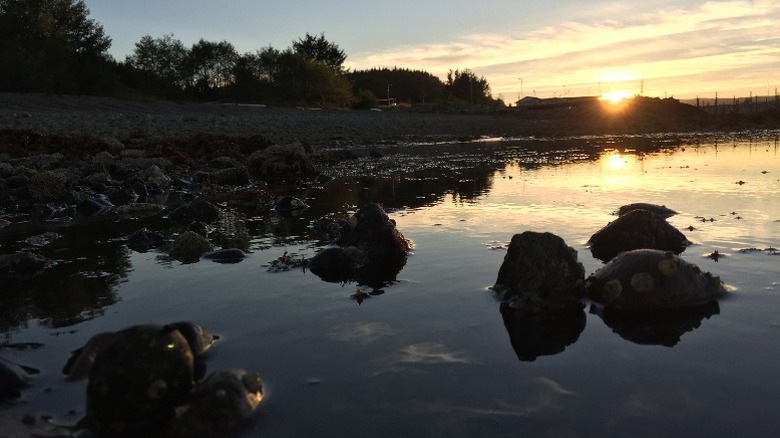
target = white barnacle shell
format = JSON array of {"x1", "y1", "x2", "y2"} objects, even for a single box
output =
[
  {"x1": 601, "y1": 279, "x2": 623, "y2": 302},
  {"x1": 630, "y1": 272, "x2": 655, "y2": 292},
  {"x1": 658, "y1": 258, "x2": 678, "y2": 277}
]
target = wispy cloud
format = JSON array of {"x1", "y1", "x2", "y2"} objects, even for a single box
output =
[{"x1": 348, "y1": 1, "x2": 780, "y2": 98}]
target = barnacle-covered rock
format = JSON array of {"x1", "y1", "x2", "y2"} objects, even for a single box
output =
[
  {"x1": 589, "y1": 209, "x2": 689, "y2": 262},
  {"x1": 586, "y1": 249, "x2": 726, "y2": 311},
  {"x1": 170, "y1": 231, "x2": 214, "y2": 263}
]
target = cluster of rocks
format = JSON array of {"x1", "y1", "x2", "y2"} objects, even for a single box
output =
[
  {"x1": 0, "y1": 130, "x2": 329, "y2": 273},
  {"x1": 308, "y1": 203, "x2": 411, "y2": 289},
  {"x1": 493, "y1": 203, "x2": 726, "y2": 359}
]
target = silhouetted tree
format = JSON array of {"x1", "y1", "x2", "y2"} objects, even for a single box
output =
[
  {"x1": 446, "y1": 69, "x2": 493, "y2": 104},
  {"x1": 273, "y1": 50, "x2": 352, "y2": 106},
  {"x1": 348, "y1": 67, "x2": 446, "y2": 104},
  {"x1": 185, "y1": 39, "x2": 239, "y2": 95},
  {"x1": 126, "y1": 34, "x2": 188, "y2": 87},
  {"x1": 0, "y1": 0, "x2": 113, "y2": 93},
  {"x1": 292, "y1": 32, "x2": 346, "y2": 72}
]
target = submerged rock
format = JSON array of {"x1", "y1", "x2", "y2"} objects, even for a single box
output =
[
  {"x1": 201, "y1": 248, "x2": 247, "y2": 264},
  {"x1": 493, "y1": 231, "x2": 585, "y2": 314},
  {"x1": 589, "y1": 209, "x2": 689, "y2": 262},
  {"x1": 273, "y1": 196, "x2": 308, "y2": 215},
  {"x1": 585, "y1": 249, "x2": 726, "y2": 311}
]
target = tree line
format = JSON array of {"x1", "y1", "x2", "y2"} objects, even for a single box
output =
[{"x1": 0, "y1": 0, "x2": 503, "y2": 108}]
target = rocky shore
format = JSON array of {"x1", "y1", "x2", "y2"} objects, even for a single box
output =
[{"x1": 0, "y1": 92, "x2": 541, "y2": 147}]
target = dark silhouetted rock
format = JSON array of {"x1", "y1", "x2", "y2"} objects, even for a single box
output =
[
  {"x1": 76, "y1": 196, "x2": 114, "y2": 216},
  {"x1": 617, "y1": 203, "x2": 678, "y2": 217},
  {"x1": 170, "y1": 199, "x2": 219, "y2": 224},
  {"x1": 0, "y1": 252, "x2": 54, "y2": 279},
  {"x1": 494, "y1": 231, "x2": 585, "y2": 314},
  {"x1": 1, "y1": 356, "x2": 38, "y2": 401},
  {"x1": 309, "y1": 204, "x2": 410, "y2": 288},
  {"x1": 274, "y1": 196, "x2": 308, "y2": 214},
  {"x1": 589, "y1": 209, "x2": 689, "y2": 262},
  {"x1": 126, "y1": 228, "x2": 166, "y2": 253},
  {"x1": 585, "y1": 249, "x2": 726, "y2": 311},
  {"x1": 247, "y1": 142, "x2": 318, "y2": 182},
  {"x1": 170, "y1": 231, "x2": 214, "y2": 263},
  {"x1": 161, "y1": 369, "x2": 263, "y2": 437},
  {"x1": 83, "y1": 325, "x2": 196, "y2": 436}
]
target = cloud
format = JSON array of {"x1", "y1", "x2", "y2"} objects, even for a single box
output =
[{"x1": 347, "y1": 1, "x2": 780, "y2": 98}]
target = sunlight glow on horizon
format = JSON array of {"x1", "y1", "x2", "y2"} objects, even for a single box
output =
[{"x1": 347, "y1": 1, "x2": 780, "y2": 100}]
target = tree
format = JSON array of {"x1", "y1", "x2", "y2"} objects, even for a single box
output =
[
  {"x1": 126, "y1": 34, "x2": 188, "y2": 86},
  {"x1": 292, "y1": 33, "x2": 346, "y2": 72},
  {"x1": 0, "y1": 0, "x2": 113, "y2": 93},
  {"x1": 446, "y1": 69, "x2": 493, "y2": 104},
  {"x1": 185, "y1": 39, "x2": 239, "y2": 93},
  {"x1": 273, "y1": 50, "x2": 352, "y2": 107}
]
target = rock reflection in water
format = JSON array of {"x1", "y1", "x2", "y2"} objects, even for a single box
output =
[
  {"x1": 500, "y1": 302, "x2": 586, "y2": 362},
  {"x1": 590, "y1": 301, "x2": 720, "y2": 347}
]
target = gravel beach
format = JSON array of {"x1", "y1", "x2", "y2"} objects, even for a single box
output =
[{"x1": 0, "y1": 92, "x2": 540, "y2": 147}]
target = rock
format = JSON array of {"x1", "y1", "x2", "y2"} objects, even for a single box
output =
[
  {"x1": 116, "y1": 203, "x2": 166, "y2": 219},
  {"x1": 127, "y1": 228, "x2": 166, "y2": 253},
  {"x1": 247, "y1": 142, "x2": 318, "y2": 182},
  {"x1": 169, "y1": 199, "x2": 220, "y2": 224},
  {"x1": 617, "y1": 203, "x2": 678, "y2": 218},
  {"x1": 0, "y1": 252, "x2": 54, "y2": 279},
  {"x1": 210, "y1": 166, "x2": 250, "y2": 186},
  {"x1": 162, "y1": 369, "x2": 262, "y2": 438},
  {"x1": 170, "y1": 231, "x2": 214, "y2": 263},
  {"x1": 188, "y1": 221, "x2": 209, "y2": 237},
  {"x1": 274, "y1": 196, "x2": 308, "y2": 214},
  {"x1": 76, "y1": 196, "x2": 114, "y2": 216},
  {"x1": 308, "y1": 246, "x2": 363, "y2": 281},
  {"x1": 28, "y1": 171, "x2": 68, "y2": 201},
  {"x1": 493, "y1": 231, "x2": 585, "y2": 314},
  {"x1": 62, "y1": 332, "x2": 117, "y2": 381},
  {"x1": 309, "y1": 203, "x2": 410, "y2": 288},
  {"x1": 585, "y1": 249, "x2": 726, "y2": 311},
  {"x1": 83, "y1": 325, "x2": 196, "y2": 436},
  {"x1": 141, "y1": 165, "x2": 171, "y2": 187},
  {"x1": 201, "y1": 248, "x2": 247, "y2": 264},
  {"x1": 105, "y1": 185, "x2": 138, "y2": 205},
  {"x1": 1, "y1": 356, "x2": 38, "y2": 401},
  {"x1": 588, "y1": 209, "x2": 689, "y2": 262}
]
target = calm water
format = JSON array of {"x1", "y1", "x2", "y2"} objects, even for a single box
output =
[{"x1": 2, "y1": 135, "x2": 779, "y2": 437}]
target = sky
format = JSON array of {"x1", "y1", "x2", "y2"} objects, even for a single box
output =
[{"x1": 82, "y1": 0, "x2": 780, "y2": 101}]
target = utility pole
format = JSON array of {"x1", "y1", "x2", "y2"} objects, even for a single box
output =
[{"x1": 518, "y1": 77, "x2": 523, "y2": 98}]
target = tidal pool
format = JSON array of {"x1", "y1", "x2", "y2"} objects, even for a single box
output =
[{"x1": 2, "y1": 134, "x2": 779, "y2": 437}]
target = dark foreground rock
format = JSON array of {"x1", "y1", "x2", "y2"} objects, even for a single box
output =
[
  {"x1": 617, "y1": 202, "x2": 678, "y2": 218},
  {"x1": 588, "y1": 209, "x2": 689, "y2": 262},
  {"x1": 70, "y1": 322, "x2": 260, "y2": 437},
  {"x1": 494, "y1": 231, "x2": 585, "y2": 314}
]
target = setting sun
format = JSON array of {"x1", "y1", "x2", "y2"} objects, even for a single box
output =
[{"x1": 599, "y1": 90, "x2": 634, "y2": 104}]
